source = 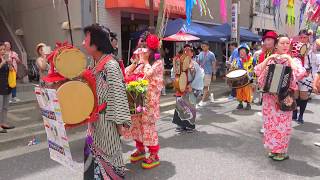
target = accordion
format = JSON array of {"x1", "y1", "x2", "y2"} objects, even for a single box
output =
[{"x1": 263, "y1": 64, "x2": 292, "y2": 95}]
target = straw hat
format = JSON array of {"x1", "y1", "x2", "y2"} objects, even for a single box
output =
[{"x1": 36, "y1": 43, "x2": 46, "y2": 55}]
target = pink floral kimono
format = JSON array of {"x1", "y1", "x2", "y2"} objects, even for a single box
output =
[
  {"x1": 122, "y1": 60, "x2": 163, "y2": 150},
  {"x1": 255, "y1": 56, "x2": 306, "y2": 154}
]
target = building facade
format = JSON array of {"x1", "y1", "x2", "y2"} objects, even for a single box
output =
[
  {"x1": 0, "y1": 0, "x2": 94, "y2": 62},
  {"x1": 0, "y1": 0, "x2": 308, "y2": 66}
]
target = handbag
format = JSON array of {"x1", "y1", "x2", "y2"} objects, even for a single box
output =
[
  {"x1": 8, "y1": 69, "x2": 17, "y2": 88},
  {"x1": 278, "y1": 90, "x2": 297, "y2": 111}
]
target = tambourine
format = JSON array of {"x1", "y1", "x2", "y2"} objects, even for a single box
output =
[
  {"x1": 180, "y1": 54, "x2": 191, "y2": 72},
  {"x1": 173, "y1": 72, "x2": 188, "y2": 93},
  {"x1": 54, "y1": 48, "x2": 87, "y2": 79}
]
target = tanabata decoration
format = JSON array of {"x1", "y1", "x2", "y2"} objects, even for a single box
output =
[
  {"x1": 306, "y1": 0, "x2": 320, "y2": 24},
  {"x1": 220, "y1": 0, "x2": 227, "y2": 23},
  {"x1": 299, "y1": 0, "x2": 308, "y2": 28},
  {"x1": 286, "y1": 0, "x2": 296, "y2": 26},
  {"x1": 186, "y1": 0, "x2": 213, "y2": 25},
  {"x1": 273, "y1": 0, "x2": 283, "y2": 29}
]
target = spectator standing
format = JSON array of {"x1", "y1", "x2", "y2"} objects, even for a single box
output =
[
  {"x1": 197, "y1": 41, "x2": 216, "y2": 106},
  {"x1": 4, "y1": 42, "x2": 20, "y2": 103}
]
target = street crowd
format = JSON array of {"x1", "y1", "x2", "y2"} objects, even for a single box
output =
[{"x1": 1, "y1": 24, "x2": 320, "y2": 179}]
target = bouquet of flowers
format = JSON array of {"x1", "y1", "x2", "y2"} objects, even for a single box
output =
[{"x1": 125, "y1": 74, "x2": 149, "y2": 114}]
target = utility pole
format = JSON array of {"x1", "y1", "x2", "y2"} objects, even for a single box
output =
[
  {"x1": 156, "y1": 0, "x2": 165, "y2": 36},
  {"x1": 149, "y1": 0, "x2": 155, "y2": 27},
  {"x1": 64, "y1": 0, "x2": 74, "y2": 45}
]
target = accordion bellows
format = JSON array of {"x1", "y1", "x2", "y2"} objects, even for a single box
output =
[{"x1": 263, "y1": 64, "x2": 292, "y2": 96}]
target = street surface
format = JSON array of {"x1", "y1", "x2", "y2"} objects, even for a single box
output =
[{"x1": 1, "y1": 96, "x2": 320, "y2": 180}]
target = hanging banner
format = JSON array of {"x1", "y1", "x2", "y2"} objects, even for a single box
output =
[
  {"x1": 35, "y1": 87, "x2": 77, "y2": 170},
  {"x1": 231, "y1": 3, "x2": 238, "y2": 41}
]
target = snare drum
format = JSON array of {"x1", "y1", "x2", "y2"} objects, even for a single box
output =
[
  {"x1": 226, "y1": 69, "x2": 250, "y2": 89},
  {"x1": 54, "y1": 48, "x2": 87, "y2": 79},
  {"x1": 55, "y1": 81, "x2": 95, "y2": 125}
]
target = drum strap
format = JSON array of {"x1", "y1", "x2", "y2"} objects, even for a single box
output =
[{"x1": 307, "y1": 54, "x2": 313, "y2": 74}]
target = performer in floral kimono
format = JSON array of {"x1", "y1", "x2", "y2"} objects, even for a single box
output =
[
  {"x1": 255, "y1": 34, "x2": 306, "y2": 161},
  {"x1": 232, "y1": 44, "x2": 256, "y2": 110},
  {"x1": 82, "y1": 24, "x2": 131, "y2": 179},
  {"x1": 122, "y1": 32, "x2": 163, "y2": 169},
  {"x1": 171, "y1": 44, "x2": 204, "y2": 133}
]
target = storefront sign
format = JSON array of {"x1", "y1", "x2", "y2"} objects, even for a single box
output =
[
  {"x1": 231, "y1": 3, "x2": 238, "y2": 41},
  {"x1": 106, "y1": 0, "x2": 185, "y2": 16}
]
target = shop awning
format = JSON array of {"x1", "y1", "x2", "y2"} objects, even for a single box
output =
[
  {"x1": 164, "y1": 18, "x2": 227, "y2": 42},
  {"x1": 210, "y1": 23, "x2": 261, "y2": 42},
  {"x1": 106, "y1": 0, "x2": 185, "y2": 15}
]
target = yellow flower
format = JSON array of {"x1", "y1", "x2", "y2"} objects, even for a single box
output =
[
  {"x1": 140, "y1": 80, "x2": 149, "y2": 86},
  {"x1": 129, "y1": 81, "x2": 139, "y2": 87}
]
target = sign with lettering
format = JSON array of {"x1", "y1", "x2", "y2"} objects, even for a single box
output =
[
  {"x1": 231, "y1": 3, "x2": 238, "y2": 41},
  {"x1": 35, "y1": 87, "x2": 76, "y2": 170}
]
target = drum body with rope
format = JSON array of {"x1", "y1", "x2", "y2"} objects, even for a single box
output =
[
  {"x1": 226, "y1": 69, "x2": 250, "y2": 89},
  {"x1": 173, "y1": 54, "x2": 191, "y2": 93},
  {"x1": 42, "y1": 46, "x2": 96, "y2": 126}
]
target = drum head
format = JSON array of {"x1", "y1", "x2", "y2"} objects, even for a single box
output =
[
  {"x1": 179, "y1": 72, "x2": 188, "y2": 92},
  {"x1": 182, "y1": 55, "x2": 191, "y2": 71},
  {"x1": 55, "y1": 48, "x2": 87, "y2": 79},
  {"x1": 226, "y1": 69, "x2": 247, "y2": 78},
  {"x1": 300, "y1": 44, "x2": 307, "y2": 56},
  {"x1": 57, "y1": 81, "x2": 94, "y2": 125}
]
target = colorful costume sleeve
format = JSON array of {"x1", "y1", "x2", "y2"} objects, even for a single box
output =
[
  {"x1": 144, "y1": 60, "x2": 164, "y2": 92},
  {"x1": 104, "y1": 61, "x2": 131, "y2": 126},
  {"x1": 254, "y1": 62, "x2": 266, "y2": 88},
  {"x1": 291, "y1": 58, "x2": 307, "y2": 89}
]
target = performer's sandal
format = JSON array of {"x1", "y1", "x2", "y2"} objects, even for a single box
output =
[
  {"x1": 141, "y1": 154, "x2": 160, "y2": 169},
  {"x1": 130, "y1": 150, "x2": 146, "y2": 163},
  {"x1": 272, "y1": 154, "x2": 289, "y2": 161},
  {"x1": 268, "y1": 152, "x2": 277, "y2": 158}
]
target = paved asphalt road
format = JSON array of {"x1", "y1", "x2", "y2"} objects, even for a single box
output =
[{"x1": 1, "y1": 96, "x2": 320, "y2": 180}]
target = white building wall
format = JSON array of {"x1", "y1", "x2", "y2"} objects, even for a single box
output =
[{"x1": 97, "y1": 0, "x2": 122, "y2": 58}]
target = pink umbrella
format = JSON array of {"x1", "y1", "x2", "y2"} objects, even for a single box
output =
[{"x1": 163, "y1": 31, "x2": 200, "y2": 42}]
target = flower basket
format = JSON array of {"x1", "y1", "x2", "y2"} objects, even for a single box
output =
[
  {"x1": 127, "y1": 91, "x2": 145, "y2": 115},
  {"x1": 125, "y1": 78, "x2": 148, "y2": 115}
]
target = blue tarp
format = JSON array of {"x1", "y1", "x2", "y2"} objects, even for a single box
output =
[
  {"x1": 129, "y1": 19, "x2": 260, "y2": 42},
  {"x1": 210, "y1": 23, "x2": 261, "y2": 42},
  {"x1": 164, "y1": 18, "x2": 227, "y2": 42}
]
